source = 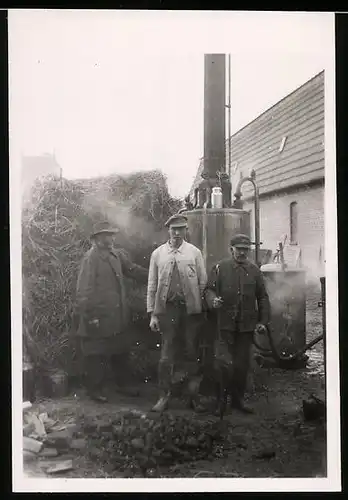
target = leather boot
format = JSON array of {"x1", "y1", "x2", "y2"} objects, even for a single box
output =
[
  {"x1": 230, "y1": 399, "x2": 255, "y2": 414},
  {"x1": 151, "y1": 392, "x2": 171, "y2": 412},
  {"x1": 153, "y1": 361, "x2": 173, "y2": 412},
  {"x1": 186, "y1": 375, "x2": 203, "y2": 411}
]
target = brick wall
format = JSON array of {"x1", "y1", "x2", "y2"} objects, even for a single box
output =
[{"x1": 244, "y1": 182, "x2": 324, "y2": 274}]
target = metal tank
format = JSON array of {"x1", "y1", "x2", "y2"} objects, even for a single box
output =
[
  {"x1": 184, "y1": 208, "x2": 251, "y2": 271},
  {"x1": 257, "y1": 263, "x2": 307, "y2": 355}
]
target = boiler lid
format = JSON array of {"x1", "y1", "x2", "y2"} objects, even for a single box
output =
[{"x1": 260, "y1": 263, "x2": 306, "y2": 273}]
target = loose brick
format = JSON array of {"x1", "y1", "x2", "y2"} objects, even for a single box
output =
[
  {"x1": 39, "y1": 447, "x2": 59, "y2": 457},
  {"x1": 96, "y1": 420, "x2": 113, "y2": 433},
  {"x1": 47, "y1": 459, "x2": 73, "y2": 474},
  {"x1": 70, "y1": 438, "x2": 88, "y2": 450},
  {"x1": 44, "y1": 430, "x2": 72, "y2": 449},
  {"x1": 23, "y1": 450, "x2": 37, "y2": 462},
  {"x1": 23, "y1": 436, "x2": 43, "y2": 454}
]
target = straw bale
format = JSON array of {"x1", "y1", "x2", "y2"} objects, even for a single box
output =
[{"x1": 22, "y1": 171, "x2": 182, "y2": 373}]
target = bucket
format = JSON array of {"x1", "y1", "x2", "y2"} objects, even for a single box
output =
[
  {"x1": 49, "y1": 370, "x2": 69, "y2": 398},
  {"x1": 23, "y1": 362, "x2": 35, "y2": 402}
]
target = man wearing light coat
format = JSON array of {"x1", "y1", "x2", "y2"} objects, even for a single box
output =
[{"x1": 147, "y1": 214, "x2": 207, "y2": 412}]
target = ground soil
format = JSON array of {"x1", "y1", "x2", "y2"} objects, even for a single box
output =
[{"x1": 24, "y1": 294, "x2": 326, "y2": 479}]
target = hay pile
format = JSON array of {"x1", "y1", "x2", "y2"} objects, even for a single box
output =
[{"x1": 22, "y1": 170, "x2": 182, "y2": 373}]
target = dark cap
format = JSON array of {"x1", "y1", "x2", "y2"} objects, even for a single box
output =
[
  {"x1": 230, "y1": 233, "x2": 253, "y2": 248},
  {"x1": 165, "y1": 214, "x2": 188, "y2": 228},
  {"x1": 91, "y1": 221, "x2": 120, "y2": 237}
]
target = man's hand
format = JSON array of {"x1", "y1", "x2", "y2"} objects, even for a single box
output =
[
  {"x1": 150, "y1": 315, "x2": 160, "y2": 332},
  {"x1": 212, "y1": 296, "x2": 224, "y2": 309},
  {"x1": 255, "y1": 323, "x2": 267, "y2": 335}
]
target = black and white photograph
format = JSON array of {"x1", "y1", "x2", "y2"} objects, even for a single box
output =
[{"x1": 9, "y1": 9, "x2": 339, "y2": 492}]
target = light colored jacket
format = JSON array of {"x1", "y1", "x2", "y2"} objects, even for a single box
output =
[{"x1": 147, "y1": 240, "x2": 207, "y2": 315}]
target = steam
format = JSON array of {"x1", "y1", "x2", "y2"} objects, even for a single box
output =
[
  {"x1": 265, "y1": 272, "x2": 306, "y2": 317},
  {"x1": 264, "y1": 261, "x2": 324, "y2": 332},
  {"x1": 81, "y1": 184, "x2": 168, "y2": 249}
]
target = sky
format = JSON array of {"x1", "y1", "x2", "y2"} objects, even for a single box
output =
[{"x1": 9, "y1": 10, "x2": 334, "y2": 198}]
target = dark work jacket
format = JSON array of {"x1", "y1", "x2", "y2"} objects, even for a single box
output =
[
  {"x1": 75, "y1": 245, "x2": 148, "y2": 339},
  {"x1": 204, "y1": 257, "x2": 271, "y2": 333}
]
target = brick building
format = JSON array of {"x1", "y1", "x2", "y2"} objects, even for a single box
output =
[{"x1": 190, "y1": 70, "x2": 325, "y2": 271}]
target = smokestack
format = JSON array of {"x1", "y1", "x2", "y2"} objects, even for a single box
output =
[{"x1": 203, "y1": 54, "x2": 226, "y2": 180}]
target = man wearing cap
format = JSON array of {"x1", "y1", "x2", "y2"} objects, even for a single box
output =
[
  {"x1": 204, "y1": 233, "x2": 270, "y2": 414},
  {"x1": 147, "y1": 213, "x2": 207, "y2": 412},
  {"x1": 75, "y1": 221, "x2": 148, "y2": 402}
]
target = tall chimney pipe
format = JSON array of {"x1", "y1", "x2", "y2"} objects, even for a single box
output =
[{"x1": 202, "y1": 54, "x2": 226, "y2": 180}]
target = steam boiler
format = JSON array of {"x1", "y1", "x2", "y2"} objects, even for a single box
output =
[
  {"x1": 183, "y1": 54, "x2": 252, "y2": 270},
  {"x1": 183, "y1": 54, "x2": 323, "y2": 370}
]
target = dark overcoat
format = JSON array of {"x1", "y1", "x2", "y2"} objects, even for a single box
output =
[
  {"x1": 75, "y1": 245, "x2": 148, "y2": 355},
  {"x1": 204, "y1": 257, "x2": 271, "y2": 333}
]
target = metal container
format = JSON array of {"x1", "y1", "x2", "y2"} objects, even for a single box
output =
[
  {"x1": 184, "y1": 208, "x2": 251, "y2": 271},
  {"x1": 49, "y1": 370, "x2": 69, "y2": 398},
  {"x1": 211, "y1": 187, "x2": 223, "y2": 208},
  {"x1": 259, "y1": 263, "x2": 307, "y2": 353}
]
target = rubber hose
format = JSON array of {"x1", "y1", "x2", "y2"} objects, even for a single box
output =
[{"x1": 253, "y1": 325, "x2": 324, "y2": 364}]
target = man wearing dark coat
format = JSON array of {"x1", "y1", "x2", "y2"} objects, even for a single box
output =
[
  {"x1": 204, "y1": 234, "x2": 271, "y2": 414},
  {"x1": 75, "y1": 221, "x2": 148, "y2": 402}
]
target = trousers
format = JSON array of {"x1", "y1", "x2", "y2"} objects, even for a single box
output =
[
  {"x1": 220, "y1": 329, "x2": 254, "y2": 402},
  {"x1": 157, "y1": 302, "x2": 202, "y2": 392},
  {"x1": 84, "y1": 354, "x2": 109, "y2": 395},
  {"x1": 84, "y1": 353, "x2": 131, "y2": 395}
]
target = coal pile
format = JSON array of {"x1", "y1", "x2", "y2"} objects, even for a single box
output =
[{"x1": 81, "y1": 410, "x2": 226, "y2": 477}]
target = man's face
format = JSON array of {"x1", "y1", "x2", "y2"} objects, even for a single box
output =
[
  {"x1": 231, "y1": 245, "x2": 250, "y2": 263},
  {"x1": 169, "y1": 225, "x2": 186, "y2": 244},
  {"x1": 95, "y1": 232, "x2": 114, "y2": 248}
]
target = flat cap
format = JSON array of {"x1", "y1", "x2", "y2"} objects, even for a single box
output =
[
  {"x1": 165, "y1": 213, "x2": 188, "y2": 228},
  {"x1": 230, "y1": 233, "x2": 254, "y2": 248},
  {"x1": 91, "y1": 221, "x2": 120, "y2": 237}
]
